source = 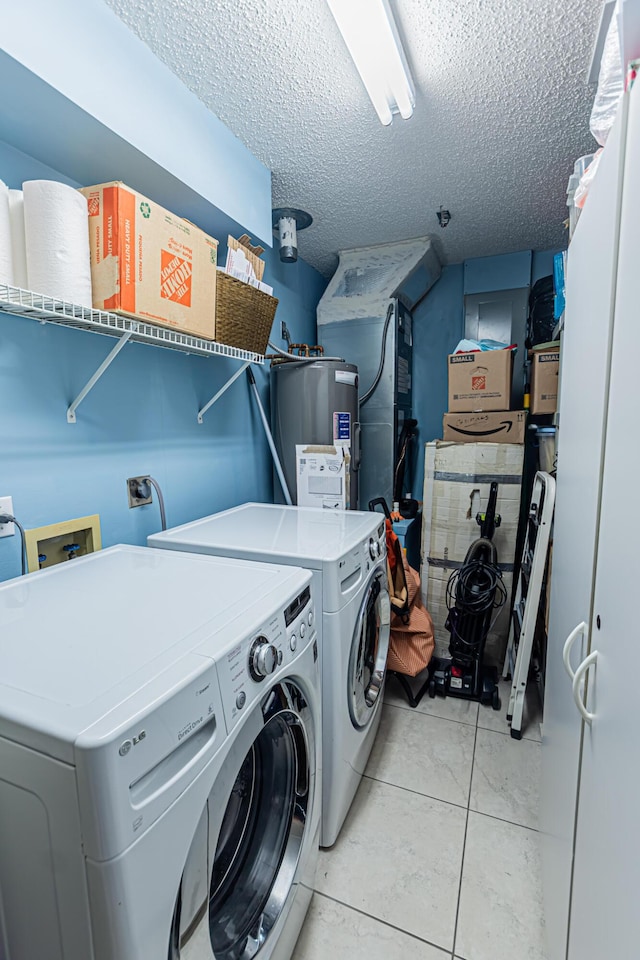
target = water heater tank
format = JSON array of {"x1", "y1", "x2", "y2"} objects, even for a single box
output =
[{"x1": 271, "y1": 360, "x2": 359, "y2": 509}]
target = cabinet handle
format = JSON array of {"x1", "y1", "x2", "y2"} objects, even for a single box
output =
[
  {"x1": 572, "y1": 651, "x2": 598, "y2": 724},
  {"x1": 563, "y1": 621, "x2": 587, "y2": 681}
]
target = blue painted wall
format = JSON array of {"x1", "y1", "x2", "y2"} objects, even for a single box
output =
[
  {"x1": 532, "y1": 248, "x2": 561, "y2": 284},
  {"x1": 463, "y1": 251, "x2": 532, "y2": 294},
  {"x1": 0, "y1": 151, "x2": 325, "y2": 582},
  {"x1": 0, "y1": 0, "x2": 272, "y2": 244},
  {"x1": 411, "y1": 264, "x2": 465, "y2": 491}
]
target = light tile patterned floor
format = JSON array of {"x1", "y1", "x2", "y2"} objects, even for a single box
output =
[{"x1": 292, "y1": 676, "x2": 548, "y2": 960}]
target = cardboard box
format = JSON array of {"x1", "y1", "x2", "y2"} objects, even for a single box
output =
[
  {"x1": 80, "y1": 182, "x2": 218, "y2": 339},
  {"x1": 531, "y1": 346, "x2": 559, "y2": 414},
  {"x1": 420, "y1": 441, "x2": 524, "y2": 665},
  {"x1": 448, "y1": 349, "x2": 513, "y2": 412},
  {"x1": 443, "y1": 410, "x2": 526, "y2": 444}
]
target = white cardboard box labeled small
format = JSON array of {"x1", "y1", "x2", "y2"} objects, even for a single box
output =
[{"x1": 531, "y1": 346, "x2": 560, "y2": 414}]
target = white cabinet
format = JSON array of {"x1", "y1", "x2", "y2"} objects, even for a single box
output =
[
  {"x1": 541, "y1": 94, "x2": 627, "y2": 960},
  {"x1": 542, "y1": 83, "x2": 640, "y2": 959},
  {"x1": 564, "y1": 81, "x2": 640, "y2": 960}
]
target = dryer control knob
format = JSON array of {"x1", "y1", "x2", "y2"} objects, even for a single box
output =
[
  {"x1": 249, "y1": 637, "x2": 278, "y2": 680},
  {"x1": 369, "y1": 537, "x2": 381, "y2": 561}
]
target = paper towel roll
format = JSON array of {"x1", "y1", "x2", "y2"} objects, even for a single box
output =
[
  {"x1": 8, "y1": 190, "x2": 27, "y2": 290},
  {"x1": 0, "y1": 181, "x2": 14, "y2": 287},
  {"x1": 23, "y1": 180, "x2": 93, "y2": 308}
]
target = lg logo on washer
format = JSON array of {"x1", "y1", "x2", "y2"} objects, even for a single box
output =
[{"x1": 118, "y1": 730, "x2": 147, "y2": 756}]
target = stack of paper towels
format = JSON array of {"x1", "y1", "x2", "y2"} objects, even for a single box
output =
[{"x1": 0, "y1": 179, "x2": 93, "y2": 308}]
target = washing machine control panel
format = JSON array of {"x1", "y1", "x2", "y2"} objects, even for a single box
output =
[
  {"x1": 217, "y1": 581, "x2": 315, "y2": 731},
  {"x1": 249, "y1": 636, "x2": 279, "y2": 680},
  {"x1": 365, "y1": 524, "x2": 387, "y2": 567}
]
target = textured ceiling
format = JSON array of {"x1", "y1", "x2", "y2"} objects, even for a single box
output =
[{"x1": 104, "y1": 0, "x2": 601, "y2": 276}]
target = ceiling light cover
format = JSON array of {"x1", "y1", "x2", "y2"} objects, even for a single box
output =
[{"x1": 327, "y1": 0, "x2": 415, "y2": 125}]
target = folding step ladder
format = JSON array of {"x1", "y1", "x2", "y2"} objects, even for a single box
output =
[{"x1": 502, "y1": 470, "x2": 556, "y2": 739}]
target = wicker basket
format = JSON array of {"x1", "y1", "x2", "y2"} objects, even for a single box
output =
[{"x1": 215, "y1": 272, "x2": 278, "y2": 355}]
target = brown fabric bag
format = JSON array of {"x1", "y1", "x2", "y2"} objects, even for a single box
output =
[
  {"x1": 386, "y1": 522, "x2": 410, "y2": 623},
  {"x1": 387, "y1": 554, "x2": 435, "y2": 677}
]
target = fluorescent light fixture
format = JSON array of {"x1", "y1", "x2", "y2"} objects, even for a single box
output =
[{"x1": 327, "y1": 0, "x2": 415, "y2": 125}]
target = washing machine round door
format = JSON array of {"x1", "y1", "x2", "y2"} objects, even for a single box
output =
[
  {"x1": 169, "y1": 680, "x2": 314, "y2": 960},
  {"x1": 348, "y1": 566, "x2": 391, "y2": 729}
]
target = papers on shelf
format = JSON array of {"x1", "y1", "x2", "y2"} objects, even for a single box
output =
[{"x1": 224, "y1": 234, "x2": 273, "y2": 295}]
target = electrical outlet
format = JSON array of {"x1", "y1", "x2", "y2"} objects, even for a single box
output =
[
  {"x1": 127, "y1": 477, "x2": 153, "y2": 508},
  {"x1": 0, "y1": 496, "x2": 14, "y2": 538}
]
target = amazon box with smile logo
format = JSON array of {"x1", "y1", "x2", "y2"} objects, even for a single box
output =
[
  {"x1": 448, "y1": 349, "x2": 513, "y2": 412},
  {"x1": 443, "y1": 410, "x2": 526, "y2": 444},
  {"x1": 80, "y1": 182, "x2": 218, "y2": 339}
]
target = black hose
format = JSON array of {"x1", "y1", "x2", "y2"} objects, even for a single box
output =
[{"x1": 360, "y1": 302, "x2": 395, "y2": 407}]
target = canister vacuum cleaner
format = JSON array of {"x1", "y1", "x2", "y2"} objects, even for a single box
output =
[{"x1": 429, "y1": 482, "x2": 507, "y2": 710}]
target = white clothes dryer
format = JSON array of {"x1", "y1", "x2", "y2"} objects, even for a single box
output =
[
  {"x1": 0, "y1": 545, "x2": 321, "y2": 960},
  {"x1": 149, "y1": 503, "x2": 390, "y2": 848}
]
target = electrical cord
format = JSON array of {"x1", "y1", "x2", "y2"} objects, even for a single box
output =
[
  {"x1": 446, "y1": 558, "x2": 507, "y2": 650},
  {"x1": 144, "y1": 477, "x2": 167, "y2": 532},
  {"x1": 393, "y1": 420, "x2": 418, "y2": 503},
  {"x1": 0, "y1": 513, "x2": 27, "y2": 576}
]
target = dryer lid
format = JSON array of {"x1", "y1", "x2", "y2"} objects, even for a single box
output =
[
  {"x1": 149, "y1": 502, "x2": 384, "y2": 566},
  {"x1": 0, "y1": 545, "x2": 305, "y2": 760}
]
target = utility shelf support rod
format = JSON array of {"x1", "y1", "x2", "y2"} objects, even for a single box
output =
[
  {"x1": 197, "y1": 361, "x2": 251, "y2": 423},
  {"x1": 67, "y1": 331, "x2": 133, "y2": 423}
]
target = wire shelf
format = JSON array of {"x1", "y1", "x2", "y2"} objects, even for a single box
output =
[{"x1": 0, "y1": 284, "x2": 264, "y2": 365}]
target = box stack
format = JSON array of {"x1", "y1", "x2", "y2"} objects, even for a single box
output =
[
  {"x1": 421, "y1": 441, "x2": 524, "y2": 666},
  {"x1": 418, "y1": 346, "x2": 527, "y2": 666},
  {"x1": 443, "y1": 347, "x2": 526, "y2": 442}
]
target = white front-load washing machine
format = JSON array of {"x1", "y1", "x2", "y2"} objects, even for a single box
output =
[
  {"x1": 0, "y1": 545, "x2": 321, "y2": 960},
  {"x1": 149, "y1": 503, "x2": 390, "y2": 848}
]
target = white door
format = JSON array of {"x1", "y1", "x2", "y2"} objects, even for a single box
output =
[
  {"x1": 566, "y1": 82, "x2": 640, "y2": 960},
  {"x1": 348, "y1": 566, "x2": 390, "y2": 729},
  {"x1": 170, "y1": 678, "x2": 317, "y2": 960},
  {"x1": 541, "y1": 95, "x2": 628, "y2": 960}
]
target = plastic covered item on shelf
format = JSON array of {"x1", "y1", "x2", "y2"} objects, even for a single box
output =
[
  {"x1": 574, "y1": 149, "x2": 603, "y2": 209},
  {"x1": 567, "y1": 154, "x2": 596, "y2": 238},
  {"x1": 590, "y1": 10, "x2": 624, "y2": 147},
  {"x1": 452, "y1": 338, "x2": 513, "y2": 353},
  {"x1": 553, "y1": 251, "x2": 566, "y2": 321}
]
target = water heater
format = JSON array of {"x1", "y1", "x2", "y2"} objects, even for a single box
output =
[{"x1": 271, "y1": 360, "x2": 359, "y2": 509}]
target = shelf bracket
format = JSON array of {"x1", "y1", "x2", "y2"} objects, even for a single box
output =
[
  {"x1": 67, "y1": 331, "x2": 133, "y2": 423},
  {"x1": 197, "y1": 361, "x2": 251, "y2": 423}
]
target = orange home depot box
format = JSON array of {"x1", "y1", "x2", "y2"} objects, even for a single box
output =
[
  {"x1": 448, "y1": 349, "x2": 513, "y2": 412},
  {"x1": 80, "y1": 182, "x2": 218, "y2": 339}
]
